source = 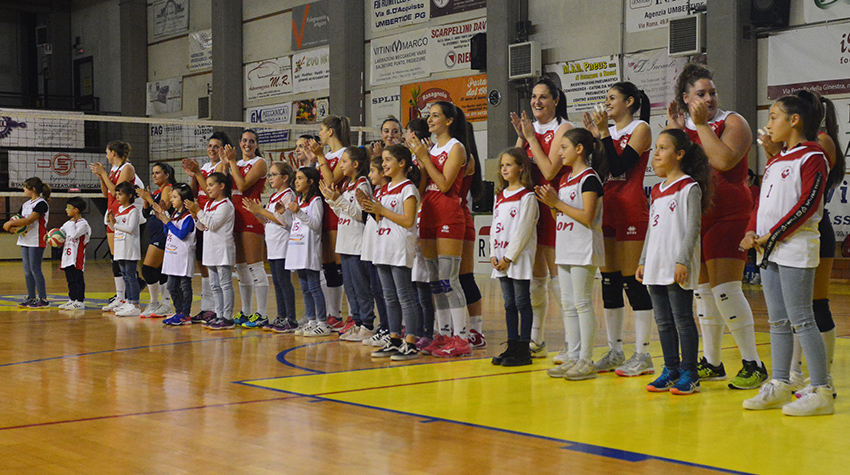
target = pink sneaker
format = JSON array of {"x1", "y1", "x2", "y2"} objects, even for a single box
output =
[
  {"x1": 337, "y1": 317, "x2": 356, "y2": 334},
  {"x1": 327, "y1": 315, "x2": 344, "y2": 331},
  {"x1": 422, "y1": 334, "x2": 450, "y2": 355},
  {"x1": 434, "y1": 336, "x2": 472, "y2": 358},
  {"x1": 415, "y1": 336, "x2": 432, "y2": 351},
  {"x1": 468, "y1": 329, "x2": 487, "y2": 349}
]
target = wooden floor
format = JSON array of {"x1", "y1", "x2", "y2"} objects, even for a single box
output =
[{"x1": 0, "y1": 260, "x2": 848, "y2": 474}]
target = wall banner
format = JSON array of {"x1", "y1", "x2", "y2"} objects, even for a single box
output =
[
  {"x1": 767, "y1": 24, "x2": 850, "y2": 99},
  {"x1": 294, "y1": 98, "x2": 330, "y2": 124},
  {"x1": 400, "y1": 73, "x2": 487, "y2": 125},
  {"x1": 0, "y1": 110, "x2": 84, "y2": 149},
  {"x1": 291, "y1": 1, "x2": 330, "y2": 51},
  {"x1": 371, "y1": 28, "x2": 430, "y2": 87},
  {"x1": 428, "y1": 17, "x2": 486, "y2": 74},
  {"x1": 245, "y1": 103, "x2": 294, "y2": 145},
  {"x1": 622, "y1": 49, "x2": 690, "y2": 112},
  {"x1": 245, "y1": 56, "x2": 293, "y2": 102},
  {"x1": 188, "y1": 29, "x2": 212, "y2": 71},
  {"x1": 370, "y1": 0, "x2": 429, "y2": 33},
  {"x1": 545, "y1": 55, "x2": 620, "y2": 115},
  {"x1": 152, "y1": 0, "x2": 189, "y2": 38},
  {"x1": 804, "y1": 0, "x2": 850, "y2": 23},
  {"x1": 146, "y1": 77, "x2": 183, "y2": 116},
  {"x1": 149, "y1": 121, "x2": 212, "y2": 154},
  {"x1": 9, "y1": 151, "x2": 102, "y2": 189},
  {"x1": 293, "y1": 47, "x2": 330, "y2": 94},
  {"x1": 624, "y1": 0, "x2": 706, "y2": 33},
  {"x1": 370, "y1": 87, "x2": 402, "y2": 128},
  {"x1": 431, "y1": 0, "x2": 486, "y2": 18}
]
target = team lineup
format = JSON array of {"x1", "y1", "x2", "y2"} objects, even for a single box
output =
[{"x1": 3, "y1": 62, "x2": 843, "y2": 417}]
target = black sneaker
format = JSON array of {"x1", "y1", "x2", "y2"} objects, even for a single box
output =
[
  {"x1": 29, "y1": 299, "x2": 49, "y2": 308},
  {"x1": 390, "y1": 341, "x2": 420, "y2": 361},
  {"x1": 18, "y1": 298, "x2": 35, "y2": 308},
  {"x1": 697, "y1": 356, "x2": 726, "y2": 381},
  {"x1": 371, "y1": 339, "x2": 402, "y2": 358}
]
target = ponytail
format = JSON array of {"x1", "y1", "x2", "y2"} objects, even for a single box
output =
[
  {"x1": 564, "y1": 128, "x2": 604, "y2": 171},
  {"x1": 23, "y1": 177, "x2": 51, "y2": 201},
  {"x1": 659, "y1": 129, "x2": 713, "y2": 212},
  {"x1": 322, "y1": 115, "x2": 352, "y2": 147},
  {"x1": 611, "y1": 81, "x2": 650, "y2": 122},
  {"x1": 800, "y1": 90, "x2": 845, "y2": 190}
]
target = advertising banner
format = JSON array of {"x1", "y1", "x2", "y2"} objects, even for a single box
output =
[
  {"x1": 803, "y1": 0, "x2": 850, "y2": 23},
  {"x1": 246, "y1": 103, "x2": 294, "y2": 145},
  {"x1": 428, "y1": 17, "x2": 486, "y2": 74},
  {"x1": 245, "y1": 56, "x2": 293, "y2": 102},
  {"x1": 146, "y1": 77, "x2": 183, "y2": 116},
  {"x1": 767, "y1": 24, "x2": 850, "y2": 99},
  {"x1": 622, "y1": 49, "x2": 691, "y2": 111},
  {"x1": 370, "y1": 87, "x2": 402, "y2": 128},
  {"x1": 371, "y1": 28, "x2": 430, "y2": 86},
  {"x1": 431, "y1": 0, "x2": 486, "y2": 18},
  {"x1": 188, "y1": 29, "x2": 212, "y2": 71},
  {"x1": 624, "y1": 0, "x2": 706, "y2": 32},
  {"x1": 400, "y1": 73, "x2": 487, "y2": 124},
  {"x1": 291, "y1": 1, "x2": 330, "y2": 50},
  {"x1": 293, "y1": 47, "x2": 330, "y2": 94},
  {"x1": 545, "y1": 55, "x2": 620, "y2": 115},
  {"x1": 370, "y1": 0, "x2": 429, "y2": 33},
  {"x1": 9, "y1": 151, "x2": 101, "y2": 189},
  {"x1": 0, "y1": 110, "x2": 84, "y2": 148},
  {"x1": 152, "y1": 0, "x2": 189, "y2": 38}
]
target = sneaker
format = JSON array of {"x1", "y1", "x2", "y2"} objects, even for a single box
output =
[
  {"x1": 364, "y1": 328, "x2": 390, "y2": 347},
  {"x1": 192, "y1": 311, "x2": 215, "y2": 325},
  {"x1": 58, "y1": 300, "x2": 75, "y2": 310},
  {"x1": 102, "y1": 299, "x2": 125, "y2": 312},
  {"x1": 28, "y1": 299, "x2": 49, "y2": 308},
  {"x1": 140, "y1": 302, "x2": 157, "y2": 318},
  {"x1": 468, "y1": 329, "x2": 487, "y2": 349},
  {"x1": 272, "y1": 319, "x2": 299, "y2": 334},
  {"x1": 615, "y1": 352, "x2": 655, "y2": 377},
  {"x1": 594, "y1": 349, "x2": 626, "y2": 373},
  {"x1": 19, "y1": 298, "x2": 35, "y2": 308},
  {"x1": 336, "y1": 318, "x2": 356, "y2": 335},
  {"x1": 163, "y1": 313, "x2": 192, "y2": 326},
  {"x1": 208, "y1": 318, "x2": 236, "y2": 330},
  {"x1": 789, "y1": 370, "x2": 806, "y2": 392},
  {"x1": 750, "y1": 274, "x2": 761, "y2": 285},
  {"x1": 646, "y1": 367, "x2": 681, "y2": 392},
  {"x1": 742, "y1": 379, "x2": 793, "y2": 410},
  {"x1": 327, "y1": 315, "x2": 345, "y2": 331},
  {"x1": 342, "y1": 325, "x2": 373, "y2": 342},
  {"x1": 371, "y1": 339, "x2": 402, "y2": 358},
  {"x1": 795, "y1": 374, "x2": 836, "y2": 399},
  {"x1": 670, "y1": 369, "x2": 700, "y2": 395},
  {"x1": 529, "y1": 340, "x2": 548, "y2": 359},
  {"x1": 434, "y1": 336, "x2": 472, "y2": 358},
  {"x1": 303, "y1": 321, "x2": 333, "y2": 337},
  {"x1": 67, "y1": 301, "x2": 85, "y2": 310},
  {"x1": 552, "y1": 347, "x2": 570, "y2": 365},
  {"x1": 783, "y1": 385, "x2": 835, "y2": 416},
  {"x1": 564, "y1": 359, "x2": 597, "y2": 381},
  {"x1": 232, "y1": 312, "x2": 250, "y2": 326},
  {"x1": 242, "y1": 313, "x2": 269, "y2": 329},
  {"x1": 298, "y1": 316, "x2": 309, "y2": 327},
  {"x1": 294, "y1": 321, "x2": 316, "y2": 336},
  {"x1": 115, "y1": 303, "x2": 141, "y2": 317},
  {"x1": 422, "y1": 334, "x2": 451, "y2": 355},
  {"x1": 547, "y1": 359, "x2": 579, "y2": 378},
  {"x1": 150, "y1": 301, "x2": 174, "y2": 318},
  {"x1": 391, "y1": 341, "x2": 420, "y2": 361},
  {"x1": 729, "y1": 359, "x2": 768, "y2": 390},
  {"x1": 415, "y1": 336, "x2": 432, "y2": 352},
  {"x1": 697, "y1": 357, "x2": 727, "y2": 381}
]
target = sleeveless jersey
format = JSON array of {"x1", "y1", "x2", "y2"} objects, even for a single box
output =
[
  {"x1": 490, "y1": 188, "x2": 537, "y2": 280},
  {"x1": 106, "y1": 163, "x2": 146, "y2": 224},
  {"x1": 644, "y1": 176, "x2": 701, "y2": 289},
  {"x1": 360, "y1": 185, "x2": 385, "y2": 263},
  {"x1": 333, "y1": 176, "x2": 371, "y2": 255},
  {"x1": 604, "y1": 120, "x2": 650, "y2": 199},
  {"x1": 265, "y1": 189, "x2": 294, "y2": 260},
  {"x1": 422, "y1": 138, "x2": 466, "y2": 226},
  {"x1": 113, "y1": 204, "x2": 141, "y2": 261},
  {"x1": 525, "y1": 118, "x2": 571, "y2": 186},
  {"x1": 17, "y1": 197, "x2": 48, "y2": 248},
  {"x1": 231, "y1": 156, "x2": 266, "y2": 199},
  {"x1": 146, "y1": 187, "x2": 166, "y2": 240},
  {"x1": 199, "y1": 198, "x2": 235, "y2": 266},
  {"x1": 60, "y1": 218, "x2": 91, "y2": 271},
  {"x1": 196, "y1": 161, "x2": 217, "y2": 208},
  {"x1": 372, "y1": 180, "x2": 420, "y2": 268},
  {"x1": 286, "y1": 195, "x2": 323, "y2": 272},
  {"x1": 162, "y1": 212, "x2": 196, "y2": 278},
  {"x1": 555, "y1": 168, "x2": 605, "y2": 267}
]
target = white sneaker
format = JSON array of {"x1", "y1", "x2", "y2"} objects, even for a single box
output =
[
  {"x1": 140, "y1": 302, "x2": 157, "y2": 318},
  {"x1": 783, "y1": 385, "x2": 834, "y2": 416},
  {"x1": 615, "y1": 352, "x2": 655, "y2": 377},
  {"x1": 365, "y1": 328, "x2": 389, "y2": 347},
  {"x1": 102, "y1": 299, "x2": 125, "y2": 312},
  {"x1": 593, "y1": 349, "x2": 625, "y2": 373},
  {"x1": 342, "y1": 326, "x2": 373, "y2": 342},
  {"x1": 552, "y1": 347, "x2": 570, "y2": 365},
  {"x1": 152, "y1": 301, "x2": 175, "y2": 317},
  {"x1": 338, "y1": 324, "x2": 360, "y2": 340},
  {"x1": 564, "y1": 359, "x2": 598, "y2": 381},
  {"x1": 59, "y1": 300, "x2": 75, "y2": 310},
  {"x1": 789, "y1": 370, "x2": 806, "y2": 392},
  {"x1": 795, "y1": 374, "x2": 837, "y2": 399},
  {"x1": 115, "y1": 303, "x2": 141, "y2": 317},
  {"x1": 546, "y1": 358, "x2": 578, "y2": 378},
  {"x1": 529, "y1": 340, "x2": 547, "y2": 358},
  {"x1": 294, "y1": 321, "x2": 315, "y2": 336},
  {"x1": 68, "y1": 301, "x2": 86, "y2": 310},
  {"x1": 742, "y1": 379, "x2": 793, "y2": 410},
  {"x1": 303, "y1": 321, "x2": 332, "y2": 337}
]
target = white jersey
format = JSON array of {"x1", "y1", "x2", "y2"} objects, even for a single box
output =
[
  {"x1": 197, "y1": 198, "x2": 235, "y2": 266},
  {"x1": 756, "y1": 143, "x2": 828, "y2": 268},
  {"x1": 643, "y1": 176, "x2": 701, "y2": 289},
  {"x1": 554, "y1": 168, "x2": 605, "y2": 267},
  {"x1": 162, "y1": 212, "x2": 196, "y2": 278},
  {"x1": 286, "y1": 195, "x2": 323, "y2": 271},
  {"x1": 60, "y1": 218, "x2": 91, "y2": 270},
  {"x1": 331, "y1": 176, "x2": 371, "y2": 255},
  {"x1": 17, "y1": 197, "x2": 48, "y2": 248},
  {"x1": 360, "y1": 185, "x2": 384, "y2": 263},
  {"x1": 113, "y1": 204, "x2": 141, "y2": 261},
  {"x1": 372, "y1": 180, "x2": 420, "y2": 268},
  {"x1": 265, "y1": 189, "x2": 294, "y2": 260},
  {"x1": 490, "y1": 187, "x2": 538, "y2": 280}
]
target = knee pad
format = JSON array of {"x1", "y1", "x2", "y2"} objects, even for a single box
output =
[
  {"x1": 141, "y1": 265, "x2": 161, "y2": 286},
  {"x1": 249, "y1": 262, "x2": 269, "y2": 287},
  {"x1": 530, "y1": 277, "x2": 549, "y2": 307},
  {"x1": 439, "y1": 256, "x2": 466, "y2": 308},
  {"x1": 601, "y1": 272, "x2": 624, "y2": 309},
  {"x1": 459, "y1": 273, "x2": 481, "y2": 304},
  {"x1": 159, "y1": 273, "x2": 168, "y2": 285},
  {"x1": 425, "y1": 259, "x2": 442, "y2": 294},
  {"x1": 712, "y1": 281, "x2": 754, "y2": 331},
  {"x1": 623, "y1": 274, "x2": 652, "y2": 311},
  {"x1": 322, "y1": 262, "x2": 343, "y2": 287},
  {"x1": 813, "y1": 299, "x2": 835, "y2": 332},
  {"x1": 112, "y1": 260, "x2": 122, "y2": 277},
  {"x1": 695, "y1": 283, "x2": 719, "y2": 325},
  {"x1": 234, "y1": 263, "x2": 251, "y2": 284}
]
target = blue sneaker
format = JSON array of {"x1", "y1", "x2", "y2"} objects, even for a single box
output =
[
  {"x1": 233, "y1": 312, "x2": 250, "y2": 326},
  {"x1": 671, "y1": 369, "x2": 701, "y2": 395},
  {"x1": 646, "y1": 367, "x2": 681, "y2": 392},
  {"x1": 241, "y1": 313, "x2": 268, "y2": 329},
  {"x1": 163, "y1": 313, "x2": 191, "y2": 326}
]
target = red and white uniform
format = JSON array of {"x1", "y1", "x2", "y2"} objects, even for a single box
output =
[
  {"x1": 751, "y1": 142, "x2": 828, "y2": 268},
  {"x1": 265, "y1": 189, "x2": 294, "y2": 260},
  {"x1": 196, "y1": 160, "x2": 217, "y2": 208},
  {"x1": 602, "y1": 120, "x2": 649, "y2": 241},
  {"x1": 60, "y1": 218, "x2": 91, "y2": 271},
  {"x1": 322, "y1": 147, "x2": 346, "y2": 231},
  {"x1": 555, "y1": 168, "x2": 605, "y2": 267},
  {"x1": 361, "y1": 185, "x2": 385, "y2": 263},
  {"x1": 644, "y1": 176, "x2": 701, "y2": 289},
  {"x1": 421, "y1": 138, "x2": 466, "y2": 240},
  {"x1": 17, "y1": 197, "x2": 48, "y2": 248},
  {"x1": 329, "y1": 176, "x2": 371, "y2": 255},
  {"x1": 490, "y1": 187, "x2": 538, "y2": 280},
  {"x1": 106, "y1": 163, "x2": 145, "y2": 228},
  {"x1": 231, "y1": 156, "x2": 266, "y2": 235},
  {"x1": 286, "y1": 195, "x2": 323, "y2": 272},
  {"x1": 162, "y1": 212, "x2": 196, "y2": 278},
  {"x1": 113, "y1": 204, "x2": 141, "y2": 261},
  {"x1": 524, "y1": 118, "x2": 572, "y2": 246},
  {"x1": 373, "y1": 179, "x2": 420, "y2": 268},
  {"x1": 196, "y1": 198, "x2": 235, "y2": 267}
]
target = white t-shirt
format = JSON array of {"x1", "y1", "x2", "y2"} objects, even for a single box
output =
[
  {"x1": 490, "y1": 187, "x2": 538, "y2": 280},
  {"x1": 265, "y1": 189, "x2": 294, "y2": 260},
  {"x1": 331, "y1": 176, "x2": 371, "y2": 255},
  {"x1": 197, "y1": 198, "x2": 235, "y2": 266},
  {"x1": 372, "y1": 179, "x2": 420, "y2": 268},
  {"x1": 60, "y1": 218, "x2": 91, "y2": 271},
  {"x1": 286, "y1": 195, "x2": 323, "y2": 271}
]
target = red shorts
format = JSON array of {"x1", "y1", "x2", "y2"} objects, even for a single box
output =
[
  {"x1": 536, "y1": 200, "x2": 556, "y2": 247},
  {"x1": 701, "y1": 217, "x2": 748, "y2": 261},
  {"x1": 232, "y1": 195, "x2": 265, "y2": 235},
  {"x1": 462, "y1": 207, "x2": 475, "y2": 242},
  {"x1": 602, "y1": 192, "x2": 648, "y2": 241},
  {"x1": 323, "y1": 201, "x2": 339, "y2": 232},
  {"x1": 420, "y1": 192, "x2": 466, "y2": 240}
]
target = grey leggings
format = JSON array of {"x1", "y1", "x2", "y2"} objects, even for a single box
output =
[{"x1": 377, "y1": 265, "x2": 418, "y2": 337}]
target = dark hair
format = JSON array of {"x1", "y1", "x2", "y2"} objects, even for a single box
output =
[
  {"x1": 776, "y1": 93, "x2": 822, "y2": 143},
  {"x1": 67, "y1": 196, "x2": 86, "y2": 213},
  {"x1": 115, "y1": 181, "x2": 136, "y2": 200},
  {"x1": 298, "y1": 134, "x2": 320, "y2": 142},
  {"x1": 297, "y1": 166, "x2": 322, "y2": 202},
  {"x1": 496, "y1": 147, "x2": 534, "y2": 192},
  {"x1": 465, "y1": 121, "x2": 484, "y2": 201},
  {"x1": 384, "y1": 144, "x2": 421, "y2": 187},
  {"x1": 241, "y1": 129, "x2": 262, "y2": 158},
  {"x1": 796, "y1": 90, "x2": 845, "y2": 190},
  {"x1": 209, "y1": 131, "x2": 232, "y2": 147},
  {"x1": 675, "y1": 62, "x2": 714, "y2": 112},
  {"x1": 406, "y1": 118, "x2": 429, "y2": 140},
  {"x1": 152, "y1": 162, "x2": 177, "y2": 186},
  {"x1": 107, "y1": 140, "x2": 131, "y2": 162},
  {"x1": 432, "y1": 101, "x2": 471, "y2": 164},
  {"x1": 345, "y1": 146, "x2": 370, "y2": 179},
  {"x1": 381, "y1": 116, "x2": 402, "y2": 131},
  {"x1": 207, "y1": 172, "x2": 232, "y2": 198},
  {"x1": 23, "y1": 176, "x2": 51, "y2": 200},
  {"x1": 271, "y1": 160, "x2": 296, "y2": 190},
  {"x1": 610, "y1": 81, "x2": 651, "y2": 122},
  {"x1": 534, "y1": 76, "x2": 569, "y2": 123},
  {"x1": 659, "y1": 129, "x2": 714, "y2": 211},
  {"x1": 370, "y1": 155, "x2": 385, "y2": 172},
  {"x1": 172, "y1": 183, "x2": 195, "y2": 207},
  {"x1": 322, "y1": 116, "x2": 351, "y2": 147},
  {"x1": 564, "y1": 128, "x2": 604, "y2": 171}
]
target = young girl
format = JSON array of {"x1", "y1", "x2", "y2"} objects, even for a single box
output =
[
  {"x1": 138, "y1": 162, "x2": 176, "y2": 318},
  {"x1": 288, "y1": 167, "x2": 330, "y2": 337},
  {"x1": 159, "y1": 184, "x2": 197, "y2": 326},
  {"x1": 3, "y1": 177, "x2": 51, "y2": 308},
  {"x1": 244, "y1": 161, "x2": 297, "y2": 332},
  {"x1": 362, "y1": 145, "x2": 422, "y2": 360},
  {"x1": 638, "y1": 129, "x2": 711, "y2": 395},
  {"x1": 58, "y1": 197, "x2": 91, "y2": 311},
  {"x1": 108, "y1": 182, "x2": 142, "y2": 317},
  {"x1": 490, "y1": 148, "x2": 539, "y2": 367},
  {"x1": 321, "y1": 146, "x2": 376, "y2": 340},
  {"x1": 584, "y1": 82, "x2": 655, "y2": 377},
  {"x1": 536, "y1": 129, "x2": 605, "y2": 380},
  {"x1": 741, "y1": 93, "x2": 833, "y2": 416},
  {"x1": 187, "y1": 172, "x2": 235, "y2": 330},
  {"x1": 359, "y1": 156, "x2": 391, "y2": 347}
]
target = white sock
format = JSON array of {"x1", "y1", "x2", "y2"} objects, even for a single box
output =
[
  {"x1": 634, "y1": 309, "x2": 653, "y2": 355},
  {"x1": 201, "y1": 276, "x2": 213, "y2": 311},
  {"x1": 696, "y1": 283, "x2": 723, "y2": 366},
  {"x1": 823, "y1": 328, "x2": 836, "y2": 374},
  {"x1": 604, "y1": 307, "x2": 625, "y2": 352},
  {"x1": 248, "y1": 262, "x2": 269, "y2": 316},
  {"x1": 712, "y1": 281, "x2": 761, "y2": 364},
  {"x1": 469, "y1": 314, "x2": 482, "y2": 333},
  {"x1": 325, "y1": 285, "x2": 343, "y2": 319},
  {"x1": 435, "y1": 306, "x2": 452, "y2": 336},
  {"x1": 450, "y1": 306, "x2": 468, "y2": 338},
  {"x1": 235, "y1": 263, "x2": 253, "y2": 315},
  {"x1": 114, "y1": 277, "x2": 125, "y2": 301},
  {"x1": 148, "y1": 282, "x2": 160, "y2": 306},
  {"x1": 530, "y1": 277, "x2": 549, "y2": 344}
]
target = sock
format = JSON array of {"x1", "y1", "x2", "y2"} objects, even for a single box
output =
[
  {"x1": 320, "y1": 271, "x2": 330, "y2": 317},
  {"x1": 114, "y1": 277, "x2": 125, "y2": 301},
  {"x1": 604, "y1": 307, "x2": 625, "y2": 352},
  {"x1": 235, "y1": 263, "x2": 253, "y2": 315},
  {"x1": 200, "y1": 276, "x2": 213, "y2": 312},
  {"x1": 712, "y1": 281, "x2": 760, "y2": 364},
  {"x1": 439, "y1": 256, "x2": 468, "y2": 338},
  {"x1": 530, "y1": 277, "x2": 549, "y2": 344},
  {"x1": 148, "y1": 282, "x2": 160, "y2": 306},
  {"x1": 634, "y1": 309, "x2": 653, "y2": 355},
  {"x1": 696, "y1": 283, "x2": 723, "y2": 366},
  {"x1": 248, "y1": 262, "x2": 269, "y2": 316},
  {"x1": 160, "y1": 282, "x2": 171, "y2": 304},
  {"x1": 469, "y1": 314, "x2": 482, "y2": 333},
  {"x1": 790, "y1": 336, "x2": 803, "y2": 374}
]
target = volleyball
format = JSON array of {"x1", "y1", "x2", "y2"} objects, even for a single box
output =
[
  {"x1": 46, "y1": 228, "x2": 66, "y2": 247},
  {"x1": 8, "y1": 214, "x2": 27, "y2": 234}
]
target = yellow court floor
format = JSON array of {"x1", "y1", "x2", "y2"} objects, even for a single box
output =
[{"x1": 0, "y1": 259, "x2": 847, "y2": 474}]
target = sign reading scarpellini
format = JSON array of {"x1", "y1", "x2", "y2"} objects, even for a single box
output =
[
  {"x1": 371, "y1": 28, "x2": 430, "y2": 87},
  {"x1": 767, "y1": 24, "x2": 850, "y2": 99},
  {"x1": 429, "y1": 17, "x2": 486, "y2": 73}
]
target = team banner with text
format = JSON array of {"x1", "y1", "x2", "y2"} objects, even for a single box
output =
[
  {"x1": 0, "y1": 110, "x2": 84, "y2": 148},
  {"x1": 767, "y1": 24, "x2": 850, "y2": 99},
  {"x1": 400, "y1": 74, "x2": 487, "y2": 125},
  {"x1": 9, "y1": 151, "x2": 102, "y2": 189},
  {"x1": 545, "y1": 56, "x2": 620, "y2": 115},
  {"x1": 624, "y1": 0, "x2": 706, "y2": 32},
  {"x1": 245, "y1": 56, "x2": 293, "y2": 102}
]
